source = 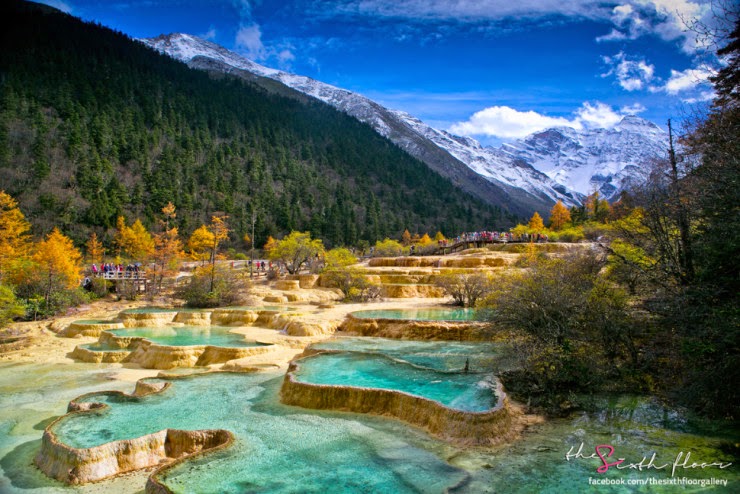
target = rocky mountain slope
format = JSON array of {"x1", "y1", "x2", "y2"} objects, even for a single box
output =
[{"x1": 142, "y1": 33, "x2": 666, "y2": 212}]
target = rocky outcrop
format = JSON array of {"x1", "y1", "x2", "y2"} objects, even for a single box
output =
[
  {"x1": 123, "y1": 341, "x2": 274, "y2": 369},
  {"x1": 261, "y1": 313, "x2": 341, "y2": 337},
  {"x1": 173, "y1": 311, "x2": 212, "y2": 326},
  {"x1": 117, "y1": 310, "x2": 179, "y2": 328},
  {"x1": 274, "y1": 280, "x2": 301, "y2": 291},
  {"x1": 68, "y1": 345, "x2": 130, "y2": 364},
  {"x1": 61, "y1": 320, "x2": 125, "y2": 337},
  {"x1": 339, "y1": 314, "x2": 491, "y2": 341},
  {"x1": 296, "y1": 274, "x2": 319, "y2": 288},
  {"x1": 98, "y1": 330, "x2": 144, "y2": 349},
  {"x1": 367, "y1": 256, "x2": 506, "y2": 268},
  {"x1": 210, "y1": 308, "x2": 260, "y2": 326},
  {"x1": 36, "y1": 423, "x2": 232, "y2": 484},
  {"x1": 36, "y1": 375, "x2": 235, "y2": 487},
  {"x1": 380, "y1": 284, "x2": 445, "y2": 298},
  {"x1": 280, "y1": 357, "x2": 513, "y2": 446}
]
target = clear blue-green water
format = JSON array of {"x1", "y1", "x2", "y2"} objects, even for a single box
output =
[
  {"x1": 311, "y1": 337, "x2": 507, "y2": 373},
  {"x1": 352, "y1": 308, "x2": 477, "y2": 321},
  {"x1": 107, "y1": 326, "x2": 268, "y2": 347},
  {"x1": 1, "y1": 339, "x2": 738, "y2": 493},
  {"x1": 51, "y1": 372, "x2": 467, "y2": 493},
  {"x1": 294, "y1": 352, "x2": 496, "y2": 412}
]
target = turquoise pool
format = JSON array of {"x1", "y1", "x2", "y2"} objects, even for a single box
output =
[
  {"x1": 51, "y1": 372, "x2": 467, "y2": 493},
  {"x1": 107, "y1": 326, "x2": 267, "y2": 347},
  {"x1": 1, "y1": 361, "x2": 737, "y2": 494},
  {"x1": 294, "y1": 352, "x2": 497, "y2": 412},
  {"x1": 310, "y1": 337, "x2": 507, "y2": 373},
  {"x1": 351, "y1": 308, "x2": 477, "y2": 321}
]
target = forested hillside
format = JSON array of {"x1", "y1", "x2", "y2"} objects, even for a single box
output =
[{"x1": 0, "y1": 0, "x2": 509, "y2": 248}]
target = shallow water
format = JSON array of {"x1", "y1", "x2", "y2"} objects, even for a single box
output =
[
  {"x1": 52, "y1": 372, "x2": 468, "y2": 493},
  {"x1": 351, "y1": 308, "x2": 477, "y2": 321},
  {"x1": 294, "y1": 352, "x2": 497, "y2": 412},
  {"x1": 311, "y1": 337, "x2": 507, "y2": 373},
  {"x1": 1, "y1": 347, "x2": 737, "y2": 493},
  {"x1": 0, "y1": 361, "x2": 133, "y2": 493},
  {"x1": 107, "y1": 326, "x2": 268, "y2": 347}
]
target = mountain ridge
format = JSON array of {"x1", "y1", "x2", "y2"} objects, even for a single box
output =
[{"x1": 142, "y1": 33, "x2": 668, "y2": 210}]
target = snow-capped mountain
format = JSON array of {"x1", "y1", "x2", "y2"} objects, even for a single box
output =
[
  {"x1": 502, "y1": 116, "x2": 666, "y2": 201},
  {"x1": 140, "y1": 33, "x2": 665, "y2": 212}
]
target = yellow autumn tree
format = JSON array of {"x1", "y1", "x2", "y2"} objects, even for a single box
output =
[
  {"x1": 0, "y1": 191, "x2": 31, "y2": 284},
  {"x1": 401, "y1": 229, "x2": 411, "y2": 245},
  {"x1": 86, "y1": 232, "x2": 105, "y2": 265},
  {"x1": 32, "y1": 228, "x2": 82, "y2": 305},
  {"x1": 185, "y1": 216, "x2": 230, "y2": 290},
  {"x1": 115, "y1": 216, "x2": 154, "y2": 261},
  {"x1": 528, "y1": 212, "x2": 545, "y2": 232},
  {"x1": 188, "y1": 225, "x2": 215, "y2": 263},
  {"x1": 549, "y1": 200, "x2": 571, "y2": 231},
  {"x1": 152, "y1": 203, "x2": 183, "y2": 292},
  {"x1": 434, "y1": 231, "x2": 446, "y2": 242},
  {"x1": 418, "y1": 233, "x2": 433, "y2": 246},
  {"x1": 263, "y1": 235, "x2": 277, "y2": 253}
]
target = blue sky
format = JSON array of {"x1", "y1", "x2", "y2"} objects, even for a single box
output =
[{"x1": 40, "y1": 0, "x2": 727, "y2": 144}]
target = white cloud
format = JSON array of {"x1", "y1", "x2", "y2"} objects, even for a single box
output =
[
  {"x1": 319, "y1": 1, "x2": 710, "y2": 54},
  {"x1": 278, "y1": 49, "x2": 295, "y2": 63},
  {"x1": 575, "y1": 102, "x2": 625, "y2": 128},
  {"x1": 37, "y1": 0, "x2": 72, "y2": 13},
  {"x1": 597, "y1": 1, "x2": 710, "y2": 53},
  {"x1": 449, "y1": 106, "x2": 574, "y2": 139},
  {"x1": 663, "y1": 66, "x2": 715, "y2": 94},
  {"x1": 449, "y1": 101, "x2": 641, "y2": 139},
  {"x1": 322, "y1": 0, "x2": 611, "y2": 21},
  {"x1": 235, "y1": 23, "x2": 265, "y2": 60},
  {"x1": 602, "y1": 52, "x2": 655, "y2": 91},
  {"x1": 200, "y1": 26, "x2": 217, "y2": 41},
  {"x1": 620, "y1": 103, "x2": 647, "y2": 114},
  {"x1": 681, "y1": 90, "x2": 715, "y2": 103}
]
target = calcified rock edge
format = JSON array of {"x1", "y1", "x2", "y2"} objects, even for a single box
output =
[
  {"x1": 340, "y1": 314, "x2": 492, "y2": 341},
  {"x1": 280, "y1": 350, "x2": 520, "y2": 447},
  {"x1": 34, "y1": 376, "x2": 235, "y2": 486},
  {"x1": 66, "y1": 307, "x2": 342, "y2": 369}
]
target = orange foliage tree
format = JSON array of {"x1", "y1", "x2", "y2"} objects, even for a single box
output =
[
  {"x1": 152, "y1": 202, "x2": 183, "y2": 292},
  {"x1": 86, "y1": 232, "x2": 105, "y2": 265},
  {"x1": 0, "y1": 191, "x2": 31, "y2": 284},
  {"x1": 549, "y1": 201, "x2": 572, "y2": 231},
  {"x1": 115, "y1": 216, "x2": 154, "y2": 261},
  {"x1": 187, "y1": 225, "x2": 215, "y2": 263},
  {"x1": 263, "y1": 235, "x2": 277, "y2": 253},
  {"x1": 32, "y1": 228, "x2": 82, "y2": 305},
  {"x1": 528, "y1": 212, "x2": 545, "y2": 232}
]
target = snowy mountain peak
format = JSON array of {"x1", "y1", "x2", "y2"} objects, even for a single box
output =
[
  {"x1": 615, "y1": 115, "x2": 663, "y2": 134},
  {"x1": 141, "y1": 32, "x2": 665, "y2": 212}
]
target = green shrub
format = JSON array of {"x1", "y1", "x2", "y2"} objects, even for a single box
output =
[
  {"x1": 176, "y1": 266, "x2": 253, "y2": 308},
  {"x1": 0, "y1": 285, "x2": 25, "y2": 327},
  {"x1": 373, "y1": 238, "x2": 403, "y2": 257}
]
